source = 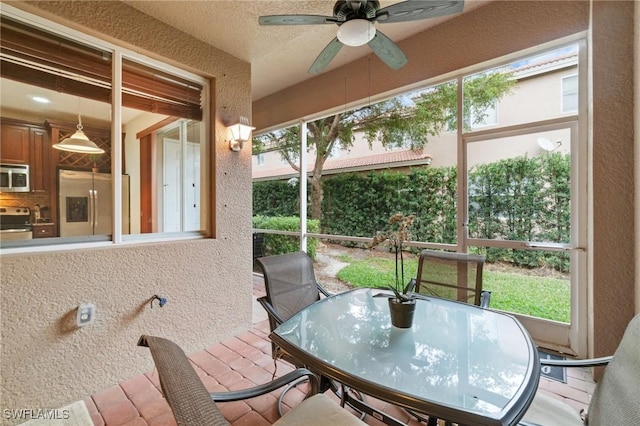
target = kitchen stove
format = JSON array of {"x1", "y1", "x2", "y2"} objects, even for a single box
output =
[{"x1": 0, "y1": 206, "x2": 33, "y2": 241}]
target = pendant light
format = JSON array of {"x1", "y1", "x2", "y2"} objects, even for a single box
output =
[{"x1": 53, "y1": 114, "x2": 105, "y2": 154}]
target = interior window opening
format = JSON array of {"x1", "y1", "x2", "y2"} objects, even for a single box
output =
[{"x1": 0, "y1": 13, "x2": 209, "y2": 249}]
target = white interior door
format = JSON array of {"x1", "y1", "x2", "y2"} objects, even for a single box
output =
[
  {"x1": 163, "y1": 138, "x2": 181, "y2": 232},
  {"x1": 185, "y1": 141, "x2": 200, "y2": 231}
]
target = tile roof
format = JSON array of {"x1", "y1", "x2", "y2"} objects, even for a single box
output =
[
  {"x1": 253, "y1": 149, "x2": 432, "y2": 181},
  {"x1": 512, "y1": 52, "x2": 578, "y2": 79}
]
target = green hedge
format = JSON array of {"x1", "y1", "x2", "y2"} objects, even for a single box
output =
[
  {"x1": 252, "y1": 216, "x2": 319, "y2": 259},
  {"x1": 253, "y1": 181, "x2": 306, "y2": 217},
  {"x1": 321, "y1": 167, "x2": 458, "y2": 246},
  {"x1": 468, "y1": 153, "x2": 570, "y2": 271},
  {"x1": 253, "y1": 153, "x2": 570, "y2": 272}
]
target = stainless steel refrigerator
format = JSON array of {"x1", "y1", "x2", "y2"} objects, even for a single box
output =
[{"x1": 59, "y1": 169, "x2": 130, "y2": 237}]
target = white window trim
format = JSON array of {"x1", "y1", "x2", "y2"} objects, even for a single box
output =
[
  {"x1": 561, "y1": 74, "x2": 579, "y2": 113},
  {"x1": 469, "y1": 100, "x2": 498, "y2": 129}
]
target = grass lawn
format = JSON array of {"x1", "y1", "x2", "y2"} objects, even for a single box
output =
[{"x1": 336, "y1": 256, "x2": 570, "y2": 323}]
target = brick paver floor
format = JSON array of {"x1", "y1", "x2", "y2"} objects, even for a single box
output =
[{"x1": 84, "y1": 275, "x2": 594, "y2": 425}]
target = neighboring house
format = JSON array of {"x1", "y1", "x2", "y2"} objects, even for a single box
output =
[
  {"x1": 253, "y1": 148, "x2": 433, "y2": 181},
  {"x1": 253, "y1": 50, "x2": 577, "y2": 181}
]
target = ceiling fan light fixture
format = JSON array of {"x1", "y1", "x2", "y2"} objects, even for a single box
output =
[{"x1": 337, "y1": 19, "x2": 376, "y2": 47}]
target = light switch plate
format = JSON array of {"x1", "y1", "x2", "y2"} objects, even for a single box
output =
[{"x1": 77, "y1": 303, "x2": 95, "y2": 327}]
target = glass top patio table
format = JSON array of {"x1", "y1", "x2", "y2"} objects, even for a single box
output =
[{"x1": 269, "y1": 288, "x2": 540, "y2": 426}]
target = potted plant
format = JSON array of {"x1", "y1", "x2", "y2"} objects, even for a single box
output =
[{"x1": 370, "y1": 212, "x2": 417, "y2": 328}]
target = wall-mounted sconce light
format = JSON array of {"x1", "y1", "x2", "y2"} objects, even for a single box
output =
[
  {"x1": 228, "y1": 116, "x2": 255, "y2": 152},
  {"x1": 53, "y1": 114, "x2": 105, "y2": 154}
]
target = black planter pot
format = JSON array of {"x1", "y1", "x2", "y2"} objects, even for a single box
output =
[{"x1": 388, "y1": 298, "x2": 416, "y2": 328}]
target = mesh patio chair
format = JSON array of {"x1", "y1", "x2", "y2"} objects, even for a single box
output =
[
  {"x1": 406, "y1": 249, "x2": 490, "y2": 425},
  {"x1": 138, "y1": 335, "x2": 365, "y2": 426},
  {"x1": 410, "y1": 249, "x2": 491, "y2": 308},
  {"x1": 256, "y1": 251, "x2": 367, "y2": 419},
  {"x1": 519, "y1": 313, "x2": 640, "y2": 425},
  {"x1": 256, "y1": 251, "x2": 331, "y2": 363}
]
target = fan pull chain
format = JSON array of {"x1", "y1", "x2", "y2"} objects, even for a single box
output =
[
  {"x1": 344, "y1": 52, "x2": 348, "y2": 115},
  {"x1": 344, "y1": 74, "x2": 348, "y2": 115},
  {"x1": 368, "y1": 56, "x2": 372, "y2": 107}
]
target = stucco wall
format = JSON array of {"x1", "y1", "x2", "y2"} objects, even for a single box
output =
[
  {"x1": 253, "y1": 0, "x2": 637, "y2": 360},
  {"x1": 1, "y1": 0, "x2": 253, "y2": 419},
  {"x1": 591, "y1": 0, "x2": 636, "y2": 360}
]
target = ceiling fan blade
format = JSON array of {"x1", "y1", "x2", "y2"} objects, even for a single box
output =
[
  {"x1": 367, "y1": 31, "x2": 407, "y2": 70},
  {"x1": 376, "y1": 0, "x2": 464, "y2": 23},
  {"x1": 309, "y1": 37, "x2": 344, "y2": 74},
  {"x1": 259, "y1": 15, "x2": 337, "y2": 26}
]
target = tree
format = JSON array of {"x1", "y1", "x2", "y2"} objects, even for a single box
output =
[{"x1": 254, "y1": 71, "x2": 516, "y2": 221}]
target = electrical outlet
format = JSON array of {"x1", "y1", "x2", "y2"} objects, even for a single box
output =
[{"x1": 77, "y1": 303, "x2": 95, "y2": 327}]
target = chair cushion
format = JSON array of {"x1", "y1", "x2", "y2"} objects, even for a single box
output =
[
  {"x1": 587, "y1": 314, "x2": 640, "y2": 425},
  {"x1": 521, "y1": 391, "x2": 583, "y2": 426},
  {"x1": 274, "y1": 393, "x2": 365, "y2": 426}
]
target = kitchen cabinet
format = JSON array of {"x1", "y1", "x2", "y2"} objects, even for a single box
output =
[
  {"x1": 29, "y1": 127, "x2": 50, "y2": 193},
  {"x1": 0, "y1": 119, "x2": 50, "y2": 193},
  {"x1": 32, "y1": 223, "x2": 55, "y2": 238},
  {"x1": 0, "y1": 123, "x2": 30, "y2": 164}
]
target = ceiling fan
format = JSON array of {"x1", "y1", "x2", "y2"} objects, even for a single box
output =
[{"x1": 259, "y1": 1, "x2": 465, "y2": 74}]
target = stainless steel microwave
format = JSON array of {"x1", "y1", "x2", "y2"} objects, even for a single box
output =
[{"x1": 0, "y1": 164, "x2": 30, "y2": 192}]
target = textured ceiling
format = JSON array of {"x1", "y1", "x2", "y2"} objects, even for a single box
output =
[{"x1": 122, "y1": 1, "x2": 489, "y2": 101}]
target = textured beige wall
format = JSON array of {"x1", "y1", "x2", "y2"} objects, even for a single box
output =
[
  {"x1": 1, "y1": 0, "x2": 253, "y2": 419},
  {"x1": 591, "y1": 0, "x2": 637, "y2": 360},
  {"x1": 253, "y1": 0, "x2": 637, "y2": 359}
]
